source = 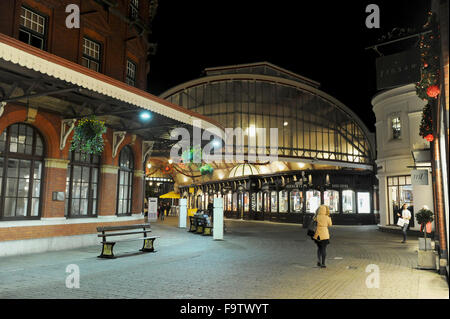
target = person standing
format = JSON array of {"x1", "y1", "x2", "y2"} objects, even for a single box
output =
[
  {"x1": 397, "y1": 203, "x2": 411, "y2": 243},
  {"x1": 312, "y1": 205, "x2": 332, "y2": 268}
]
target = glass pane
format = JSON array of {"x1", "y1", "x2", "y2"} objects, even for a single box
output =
[
  {"x1": 0, "y1": 157, "x2": 3, "y2": 177},
  {"x1": 19, "y1": 160, "x2": 31, "y2": 179},
  {"x1": 34, "y1": 161, "x2": 42, "y2": 179},
  {"x1": 80, "y1": 183, "x2": 89, "y2": 198},
  {"x1": 73, "y1": 182, "x2": 81, "y2": 198},
  {"x1": 91, "y1": 183, "x2": 97, "y2": 199},
  {"x1": 16, "y1": 197, "x2": 28, "y2": 217},
  {"x1": 306, "y1": 190, "x2": 321, "y2": 213},
  {"x1": 32, "y1": 180, "x2": 40, "y2": 197},
  {"x1": 31, "y1": 198, "x2": 39, "y2": 216},
  {"x1": 18, "y1": 179, "x2": 30, "y2": 197},
  {"x1": 80, "y1": 199, "x2": 88, "y2": 215},
  {"x1": 270, "y1": 191, "x2": 277, "y2": 213},
  {"x1": 71, "y1": 199, "x2": 80, "y2": 215},
  {"x1": 4, "y1": 198, "x2": 16, "y2": 217},
  {"x1": 7, "y1": 159, "x2": 19, "y2": 178},
  {"x1": 279, "y1": 190, "x2": 288, "y2": 213},
  {"x1": 342, "y1": 190, "x2": 355, "y2": 213},
  {"x1": 357, "y1": 192, "x2": 371, "y2": 213},
  {"x1": 6, "y1": 178, "x2": 18, "y2": 196},
  {"x1": 92, "y1": 168, "x2": 98, "y2": 183}
]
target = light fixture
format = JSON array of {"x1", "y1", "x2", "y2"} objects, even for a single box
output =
[
  {"x1": 139, "y1": 111, "x2": 152, "y2": 121},
  {"x1": 212, "y1": 140, "x2": 221, "y2": 148},
  {"x1": 283, "y1": 121, "x2": 288, "y2": 126},
  {"x1": 168, "y1": 159, "x2": 173, "y2": 164},
  {"x1": 297, "y1": 162, "x2": 305, "y2": 168},
  {"x1": 147, "y1": 163, "x2": 152, "y2": 169}
]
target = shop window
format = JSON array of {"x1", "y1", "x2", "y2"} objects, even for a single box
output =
[
  {"x1": 0, "y1": 124, "x2": 44, "y2": 219},
  {"x1": 342, "y1": 190, "x2": 355, "y2": 213},
  {"x1": 306, "y1": 190, "x2": 320, "y2": 213},
  {"x1": 270, "y1": 191, "x2": 277, "y2": 213},
  {"x1": 257, "y1": 192, "x2": 263, "y2": 211},
  {"x1": 243, "y1": 192, "x2": 250, "y2": 212},
  {"x1": 232, "y1": 193, "x2": 238, "y2": 211},
  {"x1": 196, "y1": 195, "x2": 202, "y2": 209},
  {"x1": 357, "y1": 192, "x2": 371, "y2": 213},
  {"x1": 279, "y1": 190, "x2": 288, "y2": 213},
  {"x1": 81, "y1": 37, "x2": 101, "y2": 72},
  {"x1": 290, "y1": 189, "x2": 303, "y2": 213},
  {"x1": 19, "y1": 6, "x2": 46, "y2": 50},
  {"x1": 263, "y1": 192, "x2": 270, "y2": 213},
  {"x1": 226, "y1": 191, "x2": 232, "y2": 210},
  {"x1": 116, "y1": 146, "x2": 134, "y2": 216},
  {"x1": 324, "y1": 190, "x2": 339, "y2": 214},
  {"x1": 65, "y1": 150, "x2": 100, "y2": 217},
  {"x1": 387, "y1": 175, "x2": 413, "y2": 225}
]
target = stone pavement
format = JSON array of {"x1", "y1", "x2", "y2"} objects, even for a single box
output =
[{"x1": 0, "y1": 216, "x2": 448, "y2": 299}]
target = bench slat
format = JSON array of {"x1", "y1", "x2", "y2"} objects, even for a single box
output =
[
  {"x1": 101, "y1": 236, "x2": 160, "y2": 243},
  {"x1": 97, "y1": 230, "x2": 151, "y2": 237},
  {"x1": 97, "y1": 224, "x2": 151, "y2": 232}
]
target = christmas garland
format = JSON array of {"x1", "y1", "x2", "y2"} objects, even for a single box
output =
[
  {"x1": 70, "y1": 116, "x2": 106, "y2": 156},
  {"x1": 416, "y1": 11, "x2": 441, "y2": 142}
]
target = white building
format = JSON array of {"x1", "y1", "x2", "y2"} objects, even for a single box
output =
[{"x1": 372, "y1": 83, "x2": 434, "y2": 231}]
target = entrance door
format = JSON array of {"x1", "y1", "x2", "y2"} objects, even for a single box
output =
[{"x1": 387, "y1": 176, "x2": 414, "y2": 226}]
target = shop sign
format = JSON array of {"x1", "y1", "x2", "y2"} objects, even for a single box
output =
[
  {"x1": 189, "y1": 187, "x2": 194, "y2": 194},
  {"x1": 285, "y1": 182, "x2": 302, "y2": 189},
  {"x1": 411, "y1": 170, "x2": 428, "y2": 185}
]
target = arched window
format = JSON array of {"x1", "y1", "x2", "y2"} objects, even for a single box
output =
[
  {"x1": 65, "y1": 150, "x2": 100, "y2": 217},
  {"x1": 116, "y1": 146, "x2": 134, "y2": 216},
  {"x1": 0, "y1": 124, "x2": 44, "y2": 219}
]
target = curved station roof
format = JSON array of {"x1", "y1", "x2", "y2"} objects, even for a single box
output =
[{"x1": 160, "y1": 62, "x2": 375, "y2": 172}]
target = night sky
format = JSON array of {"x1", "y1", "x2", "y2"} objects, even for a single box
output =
[{"x1": 147, "y1": 0, "x2": 431, "y2": 132}]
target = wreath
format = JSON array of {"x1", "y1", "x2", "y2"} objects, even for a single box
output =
[{"x1": 70, "y1": 116, "x2": 106, "y2": 156}]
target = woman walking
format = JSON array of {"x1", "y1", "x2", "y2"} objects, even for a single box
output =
[
  {"x1": 397, "y1": 203, "x2": 411, "y2": 243},
  {"x1": 312, "y1": 205, "x2": 332, "y2": 268}
]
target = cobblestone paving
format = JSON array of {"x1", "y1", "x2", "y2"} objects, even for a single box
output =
[{"x1": 0, "y1": 217, "x2": 448, "y2": 299}]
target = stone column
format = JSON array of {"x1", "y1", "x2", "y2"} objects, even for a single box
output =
[
  {"x1": 97, "y1": 165, "x2": 119, "y2": 217},
  {"x1": 41, "y1": 158, "x2": 69, "y2": 219}
]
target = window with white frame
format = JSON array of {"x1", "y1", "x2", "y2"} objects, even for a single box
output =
[
  {"x1": 391, "y1": 115, "x2": 401, "y2": 139},
  {"x1": 19, "y1": 6, "x2": 46, "y2": 50},
  {"x1": 81, "y1": 38, "x2": 101, "y2": 72},
  {"x1": 126, "y1": 60, "x2": 137, "y2": 86}
]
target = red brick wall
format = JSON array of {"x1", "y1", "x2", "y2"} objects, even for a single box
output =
[
  {"x1": 0, "y1": 218, "x2": 145, "y2": 242},
  {"x1": 0, "y1": 0, "x2": 150, "y2": 89}
]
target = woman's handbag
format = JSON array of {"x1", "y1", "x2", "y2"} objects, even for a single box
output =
[
  {"x1": 307, "y1": 218, "x2": 317, "y2": 237},
  {"x1": 397, "y1": 217, "x2": 405, "y2": 227}
]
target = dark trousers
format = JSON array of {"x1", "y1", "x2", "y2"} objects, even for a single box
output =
[{"x1": 315, "y1": 240, "x2": 329, "y2": 265}]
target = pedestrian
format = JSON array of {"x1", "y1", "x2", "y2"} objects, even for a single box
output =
[
  {"x1": 397, "y1": 203, "x2": 411, "y2": 243},
  {"x1": 312, "y1": 205, "x2": 332, "y2": 268},
  {"x1": 160, "y1": 202, "x2": 165, "y2": 221}
]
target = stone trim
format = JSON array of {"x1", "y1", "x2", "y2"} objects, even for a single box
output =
[
  {"x1": 100, "y1": 165, "x2": 119, "y2": 174},
  {"x1": 44, "y1": 158, "x2": 69, "y2": 169}
]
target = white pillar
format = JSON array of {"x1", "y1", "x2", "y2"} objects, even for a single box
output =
[
  {"x1": 179, "y1": 198, "x2": 187, "y2": 228},
  {"x1": 213, "y1": 197, "x2": 224, "y2": 240}
]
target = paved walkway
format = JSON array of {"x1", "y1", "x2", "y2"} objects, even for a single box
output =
[{"x1": 0, "y1": 217, "x2": 448, "y2": 299}]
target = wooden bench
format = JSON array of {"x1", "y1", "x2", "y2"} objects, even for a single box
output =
[
  {"x1": 189, "y1": 215, "x2": 213, "y2": 236},
  {"x1": 96, "y1": 223, "x2": 160, "y2": 258}
]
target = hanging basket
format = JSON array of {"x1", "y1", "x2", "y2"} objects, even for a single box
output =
[{"x1": 70, "y1": 116, "x2": 106, "y2": 155}]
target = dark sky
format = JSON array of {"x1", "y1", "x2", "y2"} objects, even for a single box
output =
[{"x1": 147, "y1": 0, "x2": 431, "y2": 132}]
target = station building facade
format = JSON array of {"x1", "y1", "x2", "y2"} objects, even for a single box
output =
[
  {"x1": 0, "y1": 0, "x2": 220, "y2": 256},
  {"x1": 159, "y1": 62, "x2": 378, "y2": 225}
]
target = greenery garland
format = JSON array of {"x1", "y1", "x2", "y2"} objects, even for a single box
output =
[
  {"x1": 70, "y1": 116, "x2": 106, "y2": 156},
  {"x1": 180, "y1": 147, "x2": 214, "y2": 176},
  {"x1": 416, "y1": 11, "x2": 441, "y2": 140}
]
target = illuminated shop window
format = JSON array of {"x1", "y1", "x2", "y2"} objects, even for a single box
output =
[
  {"x1": 306, "y1": 190, "x2": 321, "y2": 213},
  {"x1": 279, "y1": 190, "x2": 288, "y2": 213},
  {"x1": 290, "y1": 190, "x2": 303, "y2": 213},
  {"x1": 342, "y1": 190, "x2": 356, "y2": 213},
  {"x1": 324, "y1": 190, "x2": 339, "y2": 213}
]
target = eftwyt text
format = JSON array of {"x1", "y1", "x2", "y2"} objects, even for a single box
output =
[{"x1": 180, "y1": 303, "x2": 270, "y2": 317}]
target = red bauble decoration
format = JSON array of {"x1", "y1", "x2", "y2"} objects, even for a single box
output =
[
  {"x1": 426, "y1": 85, "x2": 440, "y2": 98},
  {"x1": 425, "y1": 134, "x2": 434, "y2": 142},
  {"x1": 423, "y1": 62, "x2": 429, "y2": 68}
]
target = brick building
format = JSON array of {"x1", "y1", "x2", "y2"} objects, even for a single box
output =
[{"x1": 0, "y1": 0, "x2": 221, "y2": 256}]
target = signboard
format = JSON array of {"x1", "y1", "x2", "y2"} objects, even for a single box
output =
[
  {"x1": 411, "y1": 170, "x2": 429, "y2": 185},
  {"x1": 148, "y1": 197, "x2": 158, "y2": 222},
  {"x1": 189, "y1": 187, "x2": 195, "y2": 194},
  {"x1": 376, "y1": 49, "x2": 420, "y2": 90}
]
